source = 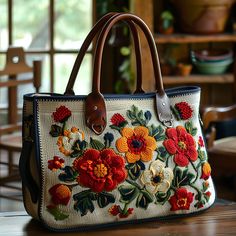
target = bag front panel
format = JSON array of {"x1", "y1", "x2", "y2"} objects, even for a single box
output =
[{"x1": 34, "y1": 91, "x2": 215, "y2": 230}]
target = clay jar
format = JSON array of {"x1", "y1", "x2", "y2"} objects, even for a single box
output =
[{"x1": 172, "y1": 0, "x2": 235, "y2": 34}]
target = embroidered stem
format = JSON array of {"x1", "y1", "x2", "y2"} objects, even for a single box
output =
[
  {"x1": 125, "y1": 179, "x2": 142, "y2": 190},
  {"x1": 190, "y1": 160, "x2": 199, "y2": 184},
  {"x1": 190, "y1": 184, "x2": 202, "y2": 201},
  {"x1": 62, "y1": 121, "x2": 66, "y2": 134}
]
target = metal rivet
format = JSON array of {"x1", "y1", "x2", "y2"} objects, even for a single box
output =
[
  {"x1": 94, "y1": 106, "x2": 97, "y2": 110},
  {"x1": 162, "y1": 102, "x2": 165, "y2": 106}
]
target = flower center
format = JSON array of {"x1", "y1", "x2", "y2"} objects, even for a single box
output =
[
  {"x1": 93, "y1": 163, "x2": 108, "y2": 178},
  {"x1": 152, "y1": 172, "x2": 164, "y2": 185},
  {"x1": 128, "y1": 135, "x2": 146, "y2": 154},
  {"x1": 177, "y1": 198, "x2": 187, "y2": 208},
  {"x1": 178, "y1": 141, "x2": 186, "y2": 150}
]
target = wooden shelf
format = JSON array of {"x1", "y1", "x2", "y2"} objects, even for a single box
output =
[
  {"x1": 163, "y1": 74, "x2": 234, "y2": 85},
  {"x1": 155, "y1": 33, "x2": 236, "y2": 44}
]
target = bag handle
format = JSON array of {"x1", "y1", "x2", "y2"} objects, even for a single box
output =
[
  {"x1": 85, "y1": 13, "x2": 173, "y2": 134},
  {"x1": 64, "y1": 12, "x2": 144, "y2": 95}
]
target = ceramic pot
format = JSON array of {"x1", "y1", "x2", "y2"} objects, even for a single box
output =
[{"x1": 172, "y1": 0, "x2": 235, "y2": 34}]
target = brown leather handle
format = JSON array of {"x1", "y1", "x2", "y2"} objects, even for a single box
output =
[
  {"x1": 86, "y1": 13, "x2": 173, "y2": 134},
  {"x1": 92, "y1": 13, "x2": 164, "y2": 95},
  {"x1": 64, "y1": 12, "x2": 143, "y2": 95}
]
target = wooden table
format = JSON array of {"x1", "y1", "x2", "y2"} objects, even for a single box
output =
[{"x1": 1, "y1": 200, "x2": 236, "y2": 236}]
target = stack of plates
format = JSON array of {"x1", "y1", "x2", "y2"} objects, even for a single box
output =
[{"x1": 191, "y1": 49, "x2": 233, "y2": 74}]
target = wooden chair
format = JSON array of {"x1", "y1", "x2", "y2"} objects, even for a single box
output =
[
  {"x1": 0, "y1": 47, "x2": 41, "y2": 199},
  {"x1": 202, "y1": 105, "x2": 236, "y2": 197}
]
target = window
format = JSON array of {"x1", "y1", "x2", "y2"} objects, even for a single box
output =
[{"x1": 0, "y1": 0, "x2": 93, "y2": 107}]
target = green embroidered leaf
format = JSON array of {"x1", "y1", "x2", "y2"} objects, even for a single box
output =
[
  {"x1": 185, "y1": 121, "x2": 197, "y2": 136},
  {"x1": 97, "y1": 192, "x2": 115, "y2": 208},
  {"x1": 74, "y1": 197, "x2": 95, "y2": 216},
  {"x1": 49, "y1": 124, "x2": 62, "y2": 137},
  {"x1": 171, "y1": 106, "x2": 181, "y2": 121},
  {"x1": 118, "y1": 185, "x2": 139, "y2": 203},
  {"x1": 155, "y1": 189, "x2": 171, "y2": 205},
  {"x1": 127, "y1": 105, "x2": 151, "y2": 126},
  {"x1": 127, "y1": 110, "x2": 136, "y2": 120},
  {"x1": 136, "y1": 190, "x2": 153, "y2": 209},
  {"x1": 156, "y1": 146, "x2": 169, "y2": 161},
  {"x1": 73, "y1": 190, "x2": 96, "y2": 216},
  {"x1": 173, "y1": 167, "x2": 195, "y2": 187},
  {"x1": 126, "y1": 161, "x2": 145, "y2": 180},
  {"x1": 198, "y1": 150, "x2": 207, "y2": 161},
  {"x1": 109, "y1": 125, "x2": 122, "y2": 131},
  {"x1": 90, "y1": 138, "x2": 105, "y2": 150},
  {"x1": 149, "y1": 124, "x2": 166, "y2": 141},
  {"x1": 47, "y1": 205, "x2": 69, "y2": 221},
  {"x1": 59, "y1": 166, "x2": 78, "y2": 182}
]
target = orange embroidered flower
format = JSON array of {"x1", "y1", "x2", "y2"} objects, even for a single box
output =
[
  {"x1": 73, "y1": 148, "x2": 127, "y2": 192},
  {"x1": 49, "y1": 184, "x2": 72, "y2": 205},
  {"x1": 57, "y1": 127, "x2": 84, "y2": 156},
  {"x1": 48, "y1": 156, "x2": 64, "y2": 171},
  {"x1": 116, "y1": 126, "x2": 157, "y2": 163},
  {"x1": 201, "y1": 162, "x2": 211, "y2": 180}
]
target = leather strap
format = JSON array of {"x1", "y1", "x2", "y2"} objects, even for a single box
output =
[
  {"x1": 64, "y1": 12, "x2": 143, "y2": 95},
  {"x1": 86, "y1": 13, "x2": 173, "y2": 134}
]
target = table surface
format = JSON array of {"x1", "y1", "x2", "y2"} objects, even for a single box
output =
[{"x1": 1, "y1": 200, "x2": 236, "y2": 236}]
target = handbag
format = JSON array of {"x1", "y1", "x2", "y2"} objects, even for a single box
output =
[{"x1": 20, "y1": 12, "x2": 216, "y2": 231}]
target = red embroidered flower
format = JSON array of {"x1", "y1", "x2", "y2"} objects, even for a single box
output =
[
  {"x1": 109, "y1": 205, "x2": 120, "y2": 216},
  {"x1": 49, "y1": 184, "x2": 71, "y2": 205},
  {"x1": 52, "y1": 106, "x2": 71, "y2": 123},
  {"x1": 48, "y1": 156, "x2": 64, "y2": 171},
  {"x1": 201, "y1": 162, "x2": 211, "y2": 180},
  {"x1": 163, "y1": 126, "x2": 198, "y2": 167},
  {"x1": 73, "y1": 148, "x2": 127, "y2": 192},
  {"x1": 119, "y1": 208, "x2": 134, "y2": 218},
  {"x1": 169, "y1": 187, "x2": 194, "y2": 211},
  {"x1": 109, "y1": 205, "x2": 134, "y2": 218},
  {"x1": 205, "y1": 191, "x2": 211, "y2": 198},
  {"x1": 198, "y1": 136, "x2": 204, "y2": 147},
  {"x1": 175, "y1": 102, "x2": 193, "y2": 120},
  {"x1": 110, "y1": 113, "x2": 126, "y2": 126}
]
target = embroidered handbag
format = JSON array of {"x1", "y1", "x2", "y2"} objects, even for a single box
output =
[{"x1": 20, "y1": 13, "x2": 216, "y2": 231}]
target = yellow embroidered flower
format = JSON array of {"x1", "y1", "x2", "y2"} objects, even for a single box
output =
[
  {"x1": 57, "y1": 127, "x2": 84, "y2": 156},
  {"x1": 116, "y1": 126, "x2": 157, "y2": 163},
  {"x1": 141, "y1": 160, "x2": 173, "y2": 194}
]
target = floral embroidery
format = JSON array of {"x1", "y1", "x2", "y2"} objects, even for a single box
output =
[
  {"x1": 73, "y1": 149, "x2": 127, "y2": 192},
  {"x1": 57, "y1": 127, "x2": 84, "y2": 156},
  {"x1": 116, "y1": 126, "x2": 157, "y2": 163},
  {"x1": 169, "y1": 187, "x2": 194, "y2": 211},
  {"x1": 198, "y1": 136, "x2": 205, "y2": 147},
  {"x1": 48, "y1": 156, "x2": 64, "y2": 171},
  {"x1": 49, "y1": 184, "x2": 72, "y2": 205},
  {"x1": 141, "y1": 160, "x2": 173, "y2": 194},
  {"x1": 173, "y1": 102, "x2": 193, "y2": 120},
  {"x1": 163, "y1": 126, "x2": 198, "y2": 167},
  {"x1": 109, "y1": 205, "x2": 134, "y2": 218},
  {"x1": 52, "y1": 105, "x2": 71, "y2": 123},
  {"x1": 111, "y1": 113, "x2": 127, "y2": 127},
  {"x1": 201, "y1": 162, "x2": 211, "y2": 180},
  {"x1": 46, "y1": 104, "x2": 213, "y2": 219}
]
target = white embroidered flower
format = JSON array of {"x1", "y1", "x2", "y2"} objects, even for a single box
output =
[
  {"x1": 57, "y1": 127, "x2": 84, "y2": 156},
  {"x1": 141, "y1": 160, "x2": 173, "y2": 194}
]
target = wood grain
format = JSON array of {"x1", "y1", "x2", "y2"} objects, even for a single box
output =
[
  {"x1": 155, "y1": 33, "x2": 236, "y2": 44},
  {"x1": 0, "y1": 201, "x2": 236, "y2": 235}
]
